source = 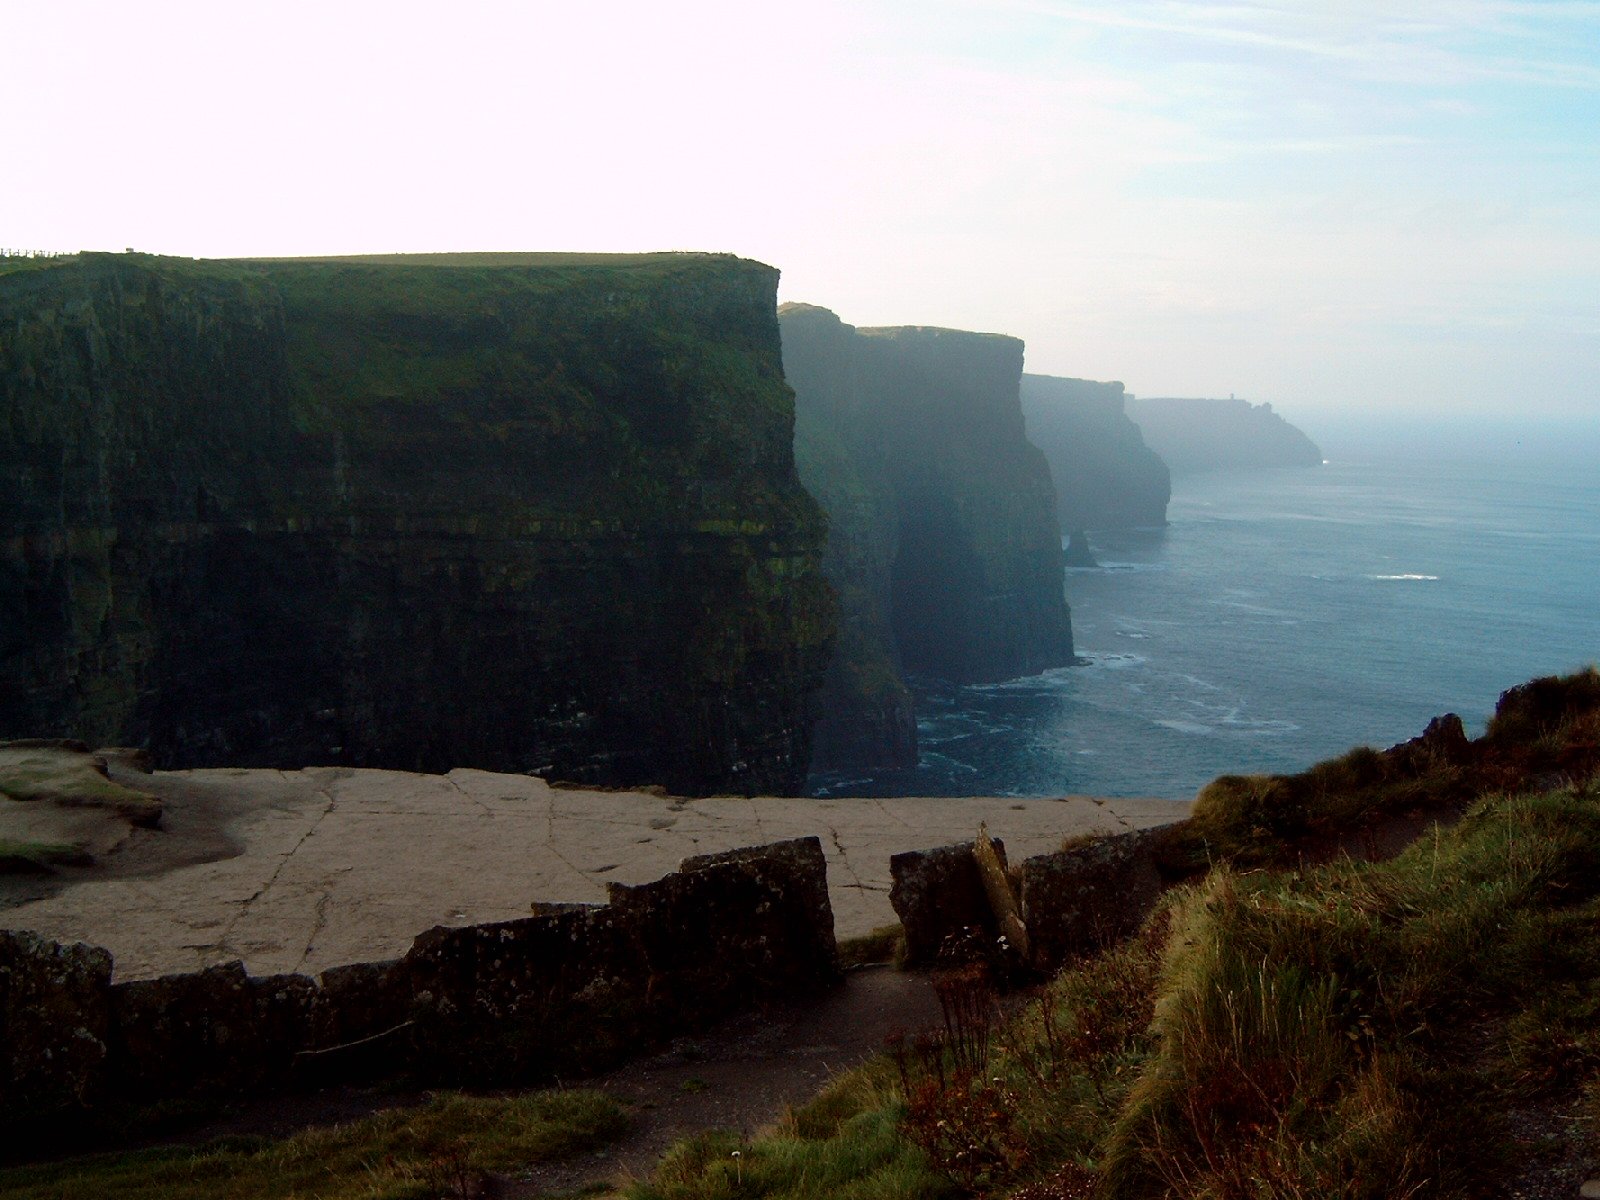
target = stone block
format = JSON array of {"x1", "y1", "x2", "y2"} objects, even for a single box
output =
[
  {"x1": 0, "y1": 931, "x2": 112, "y2": 1120},
  {"x1": 1020, "y1": 828, "x2": 1164, "y2": 971},
  {"x1": 888, "y1": 840, "x2": 1004, "y2": 966}
]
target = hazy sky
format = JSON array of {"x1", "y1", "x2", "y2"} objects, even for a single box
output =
[{"x1": 7, "y1": 1, "x2": 1598, "y2": 420}]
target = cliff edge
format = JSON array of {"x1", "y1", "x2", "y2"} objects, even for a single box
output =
[
  {"x1": 781, "y1": 304, "x2": 1072, "y2": 771},
  {"x1": 1020, "y1": 373, "x2": 1171, "y2": 531},
  {"x1": 1128, "y1": 395, "x2": 1322, "y2": 474},
  {"x1": 0, "y1": 252, "x2": 834, "y2": 795}
]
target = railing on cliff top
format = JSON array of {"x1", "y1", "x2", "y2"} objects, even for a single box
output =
[{"x1": 0, "y1": 248, "x2": 71, "y2": 259}]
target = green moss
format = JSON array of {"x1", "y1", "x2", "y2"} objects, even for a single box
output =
[
  {"x1": 0, "y1": 839, "x2": 90, "y2": 873},
  {"x1": 0, "y1": 746, "x2": 162, "y2": 825}
]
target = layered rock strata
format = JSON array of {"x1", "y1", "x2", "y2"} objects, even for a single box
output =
[
  {"x1": 0, "y1": 252, "x2": 834, "y2": 795},
  {"x1": 780, "y1": 304, "x2": 1073, "y2": 771}
]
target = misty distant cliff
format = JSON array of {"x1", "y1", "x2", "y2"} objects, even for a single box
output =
[
  {"x1": 1020, "y1": 374, "x2": 1171, "y2": 531},
  {"x1": 1128, "y1": 396, "x2": 1322, "y2": 474},
  {"x1": 781, "y1": 303, "x2": 1073, "y2": 771},
  {"x1": 0, "y1": 252, "x2": 834, "y2": 796}
]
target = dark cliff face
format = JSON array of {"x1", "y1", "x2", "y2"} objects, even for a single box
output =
[
  {"x1": 781, "y1": 304, "x2": 1073, "y2": 771},
  {"x1": 0, "y1": 253, "x2": 834, "y2": 796},
  {"x1": 1020, "y1": 374, "x2": 1171, "y2": 531},
  {"x1": 1128, "y1": 396, "x2": 1323, "y2": 474}
]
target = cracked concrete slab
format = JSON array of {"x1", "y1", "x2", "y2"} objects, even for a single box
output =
[{"x1": 1, "y1": 764, "x2": 1186, "y2": 981}]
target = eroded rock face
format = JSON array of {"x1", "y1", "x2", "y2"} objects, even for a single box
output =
[
  {"x1": 1020, "y1": 374, "x2": 1171, "y2": 532},
  {"x1": 0, "y1": 930, "x2": 112, "y2": 1120},
  {"x1": 0, "y1": 253, "x2": 833, "y2": 796},
  {"x1": 1386, "y1": 712, "x2": 1473, "y2": 774},
  {"x1": 781, "y1": 303, "x2": 1073, "y2": 771}
]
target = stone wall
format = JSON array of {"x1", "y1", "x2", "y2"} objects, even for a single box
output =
[
  {"x1": 0, "y1": 837, "x2": 838, "y2": 1127},
  {"x1": 889, "y1": 830, "x2": 1170, "y2": 974}
]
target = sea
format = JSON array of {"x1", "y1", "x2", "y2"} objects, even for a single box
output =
[{"x1": 808, "y1": 418, "x2": 1600, "y2": 801}]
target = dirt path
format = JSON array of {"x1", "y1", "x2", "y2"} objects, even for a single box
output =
[{"x1": 504, "y1": 964, "x2": 946, "y2": 1197}]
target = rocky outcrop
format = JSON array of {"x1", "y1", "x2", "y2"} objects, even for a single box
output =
[
  {"x1": 0, "y1": 253, "x2": 833, "y2": 796},
  {"x1": 1020, "y1": 374, "x2": 1171, "y2": 530},
  {"x1": 781, "y1": 304, "x2": 1073, "y2": 771},
  {"x1": 0, "y1": 740, "x2": 162, "y2": 824},
  {"x1": 1, "y1": 837, "x2": 838, "y2": 1121},
  {"x1": 1128, "y1": 395, "x2": 1322, "y2": 474}
]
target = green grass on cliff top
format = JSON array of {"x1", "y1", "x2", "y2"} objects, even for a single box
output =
[
  {"x1": 228, "y1": 251, "x2": 749, "y2": 269},
  {"x1": 0, "y1": 250, "x2": 768, "y2": 287},
  {"x1": 0, "y1": 255, "x2": 77, "y2": 277},
  {"x1": 0, "y1": 1090, "x2": 628, "y2": 1200}
]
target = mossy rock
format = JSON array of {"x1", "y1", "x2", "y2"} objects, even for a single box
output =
[{"x1": 0, "y1": 742, "x2": 162, "y2": 827}]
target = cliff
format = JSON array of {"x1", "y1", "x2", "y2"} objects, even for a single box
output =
[
  {"x1": 1019, "y1": 374, "x2": 1171, "y2": 531},
  {"x1": 1128, "y1": 395, "x2": 1322, "y2": 474},
  {"x1": 0, "y1": 252, "x2": 834, "y2": 796},
  {"x1": 780, "y1": 304, "x2": 1072, "y2": 770}
]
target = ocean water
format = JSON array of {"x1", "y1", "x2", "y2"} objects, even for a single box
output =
[{"x1": 809, "y1": 445, "x2": 1600, "y2": 800}]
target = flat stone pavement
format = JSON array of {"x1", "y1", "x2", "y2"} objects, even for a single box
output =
[{"x1": 0, "y1": 765, "x2": 1186, "y2": 982}]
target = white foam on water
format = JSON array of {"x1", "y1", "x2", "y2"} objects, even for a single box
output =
[
  {"x1": 1369, "y1": 573, "x2": 1440, "y2": 581},
  {"x1": 970, "y1": 666, "x2": 1078, "y2": 693},
  {"x1": 1155, "y1": 719, "x2": 1215, "y2": 736},
  {"x1": 1077, "y1": 652, "x2": 1148, "y2": 671},
  {"x1": 1094, "y1": 561, "x2": 1169, "y2": 574},
  {"x1": 920, "y1": 752, "x2": 979, "y2": 774}
]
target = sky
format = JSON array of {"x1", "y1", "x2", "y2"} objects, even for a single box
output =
[{"x1": 6, "y1": 1, "x2": 1599, "y2": 423}]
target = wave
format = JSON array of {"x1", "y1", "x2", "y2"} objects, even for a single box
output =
[
  {"x1": 1077, "y1": 652, "x2": 1148, "y2": 671},
  {"x1": 919, "y1": 751, "x2": 979, "y2": 775},
  {"x1": 1368, "y1": 573, "x2": 1440, "y2": 581},
  {"x1": 1155, "y1": 719, "x2": 1215, "y2": 736},
  {"x1": 1091, "y1": 561, "x2": 1170, "y2": 574}
]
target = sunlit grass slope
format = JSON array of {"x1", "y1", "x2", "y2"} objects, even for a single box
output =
[{"x1": 639, "y1": 668, "x2": 1600, "y2": 1200}]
